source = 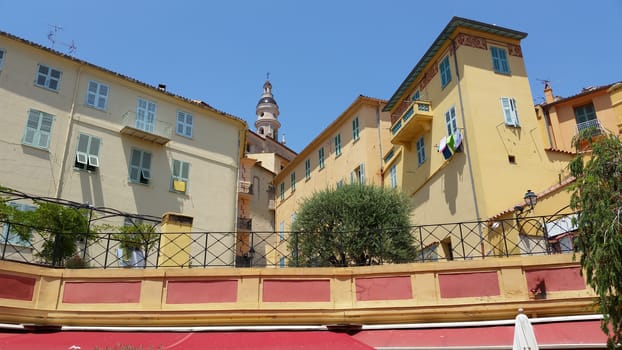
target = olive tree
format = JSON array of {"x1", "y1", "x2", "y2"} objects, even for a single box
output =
[
  {"x1": 569, "y1": 133, "x2": 622, "y2": 347},
  {"x1": 288, "y1": 183, "x2": 416, "y2": 267}
]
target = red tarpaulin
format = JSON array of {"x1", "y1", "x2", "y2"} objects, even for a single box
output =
[{"x1": 0, "y1": 330, "x2": 374, "y2": 350}]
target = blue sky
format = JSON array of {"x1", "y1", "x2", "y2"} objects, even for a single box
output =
[{"x1": 1, "y1": 1, "x2": 620, "y2": 152}]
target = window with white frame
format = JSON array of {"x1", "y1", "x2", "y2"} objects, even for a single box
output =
[
  {"x1": 74, "y1": 133, "x2": 101, "y2": 171},
  {"x1": 304, "y1": 159, "x2": 311, "y2": 180},
  {"x1": 501, "y1": 97, "x2": 520, "y2": 126},
  {"x1": 439, "y1": 56, "x2": 451, "y2": 88},
  {"x1": 490, "y1": 46, "x2": 510, "y2": 74},
  {"x1": 35, "y1": 64, "x2": 62, "y2": 91},
  {"x1": 336, "y1": 179, "x2": 344, "y2": 188},
  {"x1": 176, "y1": 110, "x2": 193, "y2": 138},
  {"x1": 290, "y1": 172, "x2": 296, "y2": 192},
  {"x1": 352, "y1": 117, "x2": 360, "y2": 141},
  {"x1": 445, "y1": 106, "x2": 458, "y2": 136},
  {"x1": 334, "y1": 134, "x2": 342, "y2": 156},
  {"x1": 171, "y1": 159, "x2": 190, "y2": 193},
  {"x1": 136, "y1": 98, "x2": 157, "y2": 133},
  {"x1": 85, "y1": 80, "x2": 109, "y2": 110},
  {"x1": 389, "y1": 164, "x2": 397, "y2": 189},
  {"x1": 129, "y1": 149, "x2": 152, "y2": 184},
  {"x1": 0, "y1": 49, "x2": 5, "y2": 70},
  {"x1": 22, "y1": 109, "x2": 54, "y2": 149},
  {"x1": 279, "y1": 182, "x2": 285, "y2": 200},
  {"x1": 1, "y1": 202, "x2": 36, "y2": 247},
  {"x1": 318, "y1": 147, "x2": 325, "y2": 169},
  {"x1": 351, "y1": 163, "x2": 365, "y2": 184},
  {"x1": 416, "y1": 136, "x2": 426, "y2": 166}
]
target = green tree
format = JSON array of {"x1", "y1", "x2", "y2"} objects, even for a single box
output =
[
  {"x1": 288, "y1": 184, "x2": 416, "y2": 267},
  {"x1": 569, "y1": 133, "x2": 622, "y2": 347}
]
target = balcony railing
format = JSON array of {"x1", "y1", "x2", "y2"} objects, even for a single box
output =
[
  {"x1": 238, "y1": 181, "x2": 253, "y2": 196},
  {"x1": 391, "y1": 100, "x2": 433, "y2": 146},
  {"x1": 1, "y1": 212, "x2": 580, "y2": 269},
  {"x1": 120, "y1": 111, "x2": 172, "y2": 145},
  {"x1": 576, "y1": 118, "x2": 603, "y2": 136}
]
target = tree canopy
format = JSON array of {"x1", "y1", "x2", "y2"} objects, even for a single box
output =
[
  {"x1": 569, "y1": 133, "x2": 622, "y2": 347},
  {"x1": 288, "y1": 183, "x2": 416, "y2": 267}
]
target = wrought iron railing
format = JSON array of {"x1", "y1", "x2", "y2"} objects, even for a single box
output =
[{"x1": 1, "y1": 211, "x2": 579, "y2": 269}]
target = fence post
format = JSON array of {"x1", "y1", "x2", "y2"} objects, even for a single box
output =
[
  {"x1": 294, "y1": 231, "x2": 299, "y2": 266},
  {"x1": 104, "y1": 232, "x2": 111, "y2": 268},
  {"x1": 1, "y1": 222, "x2": 9, "y2": 259},
  {"x1": 418, "y1": 226, "x2": 425, "y2": 262},
  {"x1": 458, "y1": 223, "x2": 466, "y2": 260},
  {"x1": 51, "y1": 232, "x2": 62, "y2": 267}
]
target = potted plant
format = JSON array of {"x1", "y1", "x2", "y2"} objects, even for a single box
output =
[{"x1": 112, "y1": 222, "x2": 158, "y2": 268}]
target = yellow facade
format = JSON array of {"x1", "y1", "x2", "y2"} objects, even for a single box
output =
[
  {"x1": 0, "y1": 32, "x2": 246, "y2": 254},
  {"x1": 384, "y1": 18, "x2": 573, "y2": 230}
]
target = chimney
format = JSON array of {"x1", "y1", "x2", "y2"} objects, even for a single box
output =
[
  {"x1": 157, "y1": 84, "x2": 167, "y2": 92},
  {"x1": 543, "y1": 81, "x2": 554, "y2": 104}
]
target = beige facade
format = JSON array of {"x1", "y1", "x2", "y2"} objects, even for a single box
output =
[
  {"x1": 535, "y1": 81, "x2": 622, "y2": 153},
  {"x1": 0, "y1": 31, "x2": 246, "y2": 263},
  {"x1": 273, "y1": 96, "x2": 391, "y2": 265}
]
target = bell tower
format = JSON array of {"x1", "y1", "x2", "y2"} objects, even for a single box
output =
[{"x1": 254, "y1": 75, "x2": 281, "y2": 140}]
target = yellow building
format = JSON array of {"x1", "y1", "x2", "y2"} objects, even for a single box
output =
[
  {"x1": 535, "y1": 81, "x2": 622, "y2": 153},
  {"x1": 0, "y1": 31, "x2": 246, "y2": 264},
  {"x1": 273, "y1": 95, "x2": 391, "y2": 266}
]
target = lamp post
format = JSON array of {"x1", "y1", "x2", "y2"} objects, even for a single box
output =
[{"x1": 515, "y1": 189, "x2": 538, "y2": 228}]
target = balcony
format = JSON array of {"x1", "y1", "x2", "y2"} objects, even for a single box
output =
[
  {"x1": 237, "y1": 217, "x2": 252, "y2": 231},
  {"x1": 576, "y1": 118, "x2": 604, "y2": 136},
  {"x1": 391, "y1": 100, "x2": 433, "y2": 146},
  {"x1": 238, "y1": 181, "x2": 253, "y2": 197},
  {"x1": 120, "y1": 111, "x2": 172, "y2": 145}
]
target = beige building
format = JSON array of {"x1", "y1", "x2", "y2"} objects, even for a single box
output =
[
  {"x1": 0, "y1": 31, "x2": 246, "y2": 264},
  {"x1": 273, "y1": 96, "x2": 391, "y2": 266}
]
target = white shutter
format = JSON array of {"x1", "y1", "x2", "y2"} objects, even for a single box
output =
[{"x1": 501, "y1": 97, "x2": 514, "y2": 126}]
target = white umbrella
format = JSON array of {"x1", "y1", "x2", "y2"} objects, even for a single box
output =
[{"x1": 513, "y1": 308, "x2": 539, "y2": 350}]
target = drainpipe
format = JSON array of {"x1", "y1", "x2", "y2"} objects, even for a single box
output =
[
  {"x1": 375, "y1": 102, "x2": 384, "y2": 183},
  {"x1": 55, "y1": 65, "x2": 83, "y2": 198}
]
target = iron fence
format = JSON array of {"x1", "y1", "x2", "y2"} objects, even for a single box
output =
[{"x1": 0, "y1": 211, "x2": 579, "y2": 269}]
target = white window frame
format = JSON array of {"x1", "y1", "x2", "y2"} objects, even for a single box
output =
[
  {"x1": 352, "y1": 117, "x2": 360, "y2": 141},
  {"x1": 35, "y1": 64, "x2": 62, "y2": 91},
  {"x1": 176, "y1": 110, "x2": 193, "y2": 138},
  {"x1": 85, "y1": 80, "x2": 109, "y2": 110},
  {"x1": 279, "y1": 182, "x2": 285, "y2": 200},
  {"x1": 290, "y1": 172, "x2": 296, "y2": 192},
  {"x1": 416, "y1": 136, "x2": 426, "y2": 166},
  {"x1": 334, "y1": 134, "x2": 342, "y2": 157},
  {"x1": 171, "y1": 159, "x2": 190, "y2": 193},
  {"x1": 136, "y1": 98, "x2": 157, "y2": 133},
  {"x1": 0, "y1": 49, "x2": 5, "y2": 70},
  {"x1": 318, "y1": 147, "x2": 325, "y2": 169},
  {"x1": 129, "y1": 148, "x2": 152, "y2": 184},
  {"x1": 74, "y1": 133, "x2": 101, "y2": 171},
  {"x1": 304, "y1": 159, "x2": 311, "y2": 180},
  {"x1": 501, "y1": 97, "x2": 520, "y2": 127},
  {"x1": 351, "y1": 163, "x2": 365, "y2": 184},
  {"x1": 445, "y1": 106, "x2": 458, "y2": 136},
  {"x1": 389, "y1": 164, "x2": 397, "y2": 189},
  {"x1": 22, "y1": 109, "x2": 54, "y2": 149}
]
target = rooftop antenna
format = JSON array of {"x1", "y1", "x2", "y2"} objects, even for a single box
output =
[
  {"x1": 266, "y1": 72, "x2": 270, "y2": 81},
  {"x1": 537, "y1": 78, "x2": 551, "y2": 89},
  {"x1": 47, "y1": 24, "x2": 77, "y2": 54}
]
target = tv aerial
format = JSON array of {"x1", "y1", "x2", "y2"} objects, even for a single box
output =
[{"x1": 47, "y1": 24, "x2": 77, "y2": 54}]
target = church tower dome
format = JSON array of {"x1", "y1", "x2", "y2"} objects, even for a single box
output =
[{"x1": 255, "y1": 77, "x2": 281, "y2": 140}]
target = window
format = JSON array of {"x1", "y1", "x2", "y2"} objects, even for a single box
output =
[
  {"x1": 445, "y1": 106, "x2": 458, "y2": 136},
  {"x1": 35, "y1": 64, "x2": 62, "y2": 91},
  {"x1": 416, "y1": 136, "x2": 426, "y2": 166},
  {"x1": 352, "y1": 117, "x2": 360, "y2": 141},
  {"x1": 304, "y1": 159, "x2": 311, "y2": 180},
  {"x1": 74, "y1": 133, "x2": 101, "y2": 171},
  {"x1": 574, "y1": 103, "x2": 597, "y2": 132},
  {"x1": 136, "y1": 98, "x2": 157, "y2": 133},
  {"x1": 85, "y1": 80, "x2": 109, "y2": 110},
  {"x1": 171, "y1": 159, "x2": 190, "y2": 193},
  {"x1": 411, "y1": 90, "x2": 420, "y2": 101},
  {"x1": 279, "y1": 256, "x2": 286, "y2": 268},
  {"x1": 129, "y1": 149, "x2": 152, "y2": 184},
  {"x1": 351, "y1": 163, "x2": 365, "y2": 184},
  {"x1": 0, "y1": 49, "x2": 5, "y2": 70},
  {"x1": 389, "y1": 164, "x2": 397, "y2": 189},
  {"x1": 501, "y1": 97, "x2": 520, "y2": 126},
  {"x1": 290, "y1": 172, "x2": 296, "y2": 192},
  {"x1": 318, "y1": 147, "x2": 325, "y2": 169},
  {"x1": 22, "y1": 109, "x2": 54, "y2": 149},
  {"x1": 279, "y1": 182, "x2": 285, "y2": 200},
  {"x1": 336, "y1": 179, "x2": 344, "y2": 188},
  {"x1": 291, "y1": 212, "x2": 297, "y2": 226},
  {"x1": 490, "y1": 46, "x2": 510, "y2": 74},
  {"x1": 279, "y1": 221, "x2": 285, "y2": 241},
  {"x1": 176, "y1": 111, "x2": 193, "y2": 138},
  {"x1": 334, "y1": 134, "x2": 341, "y2": 157},
  {"x1": 439, "y1": 56, "x2": 451, "y2": 88},
  {"x1": 1, "y1": 202, "x2": 36, "y2": 247}
]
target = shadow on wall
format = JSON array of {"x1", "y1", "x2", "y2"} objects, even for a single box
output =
[{"x1": 443, "y1": 152, "x2": 466, "y2": 215}]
